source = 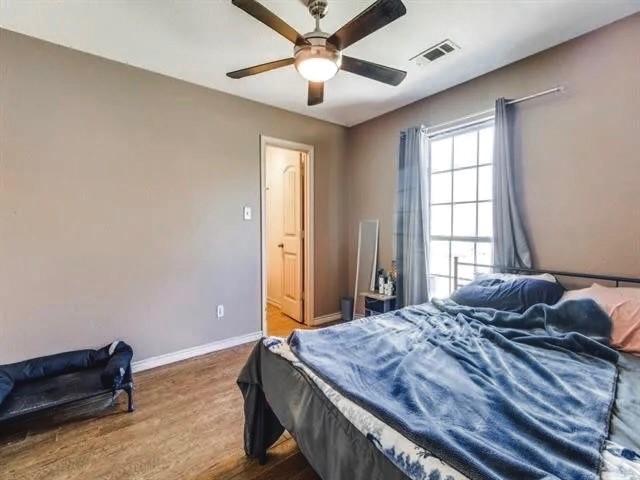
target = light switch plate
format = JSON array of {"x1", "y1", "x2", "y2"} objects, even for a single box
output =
[{"x1": 243, "y1": 206, "x2": 252, "y2": 220}]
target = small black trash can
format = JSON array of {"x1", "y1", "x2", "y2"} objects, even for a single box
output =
[{"x1": 341, "y1": 297, "x2": 354, "y2": 322}]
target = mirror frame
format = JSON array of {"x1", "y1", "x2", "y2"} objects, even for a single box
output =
[{"x1": 353, "y1": 219, "x2": 379, "y2": 319}]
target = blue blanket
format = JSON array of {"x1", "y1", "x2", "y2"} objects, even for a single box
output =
[{"x1": 289, "y1": 299, "x2": 619, "y2": 480}]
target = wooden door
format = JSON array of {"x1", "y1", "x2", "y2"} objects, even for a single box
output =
[{"x1": 280, "y1": 153, "x2": 303, "y2": 322}]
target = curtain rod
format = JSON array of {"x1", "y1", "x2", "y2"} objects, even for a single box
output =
[{"x1": 426, "y1": 86, "x2": 565, "y2": 138}]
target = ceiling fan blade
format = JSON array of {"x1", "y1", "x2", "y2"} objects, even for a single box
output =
[
  {"x1": 227, "y1": 58, "x2": 294, "y2": 79},
  {"x1": 340, "y1": 55, "x2": 406, "y2": 86},
  {"x1": 308, "y1": 82, "x2": 324, "y2": 106},
  {"x1": 232, "y1": 0, "x2": 309, "y2": 45},
  {"x1": 327, "y1": 0, "x2": 406, "y2": 51}
]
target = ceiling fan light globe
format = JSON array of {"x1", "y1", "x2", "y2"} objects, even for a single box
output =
[
  {"x1": 296, "y1": 57, "x2": 339, "y2": 82},
  {"x1": 294, "y1": 45, "x2": 341, "y2": 82}
]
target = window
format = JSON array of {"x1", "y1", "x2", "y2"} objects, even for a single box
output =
[{"x1": 428, "y1": 124, "x2": 494, "y2": 298}]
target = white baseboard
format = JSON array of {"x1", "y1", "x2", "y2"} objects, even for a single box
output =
[
  {"x1": 313, "y1": 311, "x2": 342, "y2": 326},
  {"x1": 132, "y1": 331, "x2": 263, "y2": 373}
]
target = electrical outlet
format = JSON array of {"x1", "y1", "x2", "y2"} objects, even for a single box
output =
[
  {"x1": 243, "y1": 206, "x2": 252, "y2": 220},
  {"x1": 217, "y1": 305, "x2": 224, "y2": 319}
]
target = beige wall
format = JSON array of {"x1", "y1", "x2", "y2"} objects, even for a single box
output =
[
  {"x1": 346, "y1": 13, "x2": 640, "y2": 289},
  {"x1": 0, "y1": 29, "x2": 348, "y2": 363}
]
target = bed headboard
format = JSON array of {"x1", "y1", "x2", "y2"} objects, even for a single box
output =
[{"x1": 452, "y1": 256, "x2": 640, "y2": 291}]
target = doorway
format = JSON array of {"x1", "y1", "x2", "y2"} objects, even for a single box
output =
[{"x1": 260, "y1": 136, "x2": 314, "y2": 337}]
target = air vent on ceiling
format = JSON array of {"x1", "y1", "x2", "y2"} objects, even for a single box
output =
[{"x1": 411, "y1": 40, "x2": 459, "y2": 66}]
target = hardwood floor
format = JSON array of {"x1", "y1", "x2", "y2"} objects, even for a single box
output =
[
  {"x1": 0, "y1": 344, "x2": 320, "y2": 480},
  {"x1": 266, "y1": 304, "x2": 310, "y2": 337}
]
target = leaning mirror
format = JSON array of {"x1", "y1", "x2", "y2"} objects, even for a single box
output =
[{"x1": 353, "y1": 220, "x2": 379, "y2": 319}]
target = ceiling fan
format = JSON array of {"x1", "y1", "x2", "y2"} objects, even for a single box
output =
[{"x1": 227, "y1": 0, "x2": 407, "y2": 106}]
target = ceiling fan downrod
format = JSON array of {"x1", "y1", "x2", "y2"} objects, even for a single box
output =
[{"x1": 307, "y1": 0, "x2": 329, "y2": 26}]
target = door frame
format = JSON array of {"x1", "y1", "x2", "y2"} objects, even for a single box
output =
[{"x1": 260, "y1": 135, "x2": 315, "y2": 333}]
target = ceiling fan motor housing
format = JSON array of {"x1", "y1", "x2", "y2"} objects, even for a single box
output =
[
  {"x1": 295, "y1": 33, "x2": 341, "y2": 64},
  {"x1": 307, "y1": 0, "x2": 328, "y2": 19}
]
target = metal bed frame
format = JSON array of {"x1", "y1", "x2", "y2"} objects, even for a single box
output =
[{"x1": 452, "y1": 256, "x2": 640, "y2": 291}]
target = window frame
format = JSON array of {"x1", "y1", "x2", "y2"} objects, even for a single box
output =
[{"x1": 427, "y1": 121, "x2": 494, "y2": 297}]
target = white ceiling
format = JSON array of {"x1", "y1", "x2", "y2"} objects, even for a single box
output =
[{"x1": 1, "y1": 1, "x2": 639, "y2": 126}]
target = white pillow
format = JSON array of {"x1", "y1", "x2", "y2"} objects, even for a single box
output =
[{"x1": 476, "y1": 272, "x2": 557, "y2": 284}]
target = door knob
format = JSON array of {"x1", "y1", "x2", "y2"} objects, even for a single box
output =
[{"x1": 277, "y1": 243, "x2": 284, "y2": 248}]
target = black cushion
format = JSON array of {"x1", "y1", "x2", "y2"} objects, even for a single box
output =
[
  {"x1": 0, "y1": 372, "x2": 13, "y2": 407},
  {"x1": 2, "y1": 347, "x2": 111, "y2": 384}
]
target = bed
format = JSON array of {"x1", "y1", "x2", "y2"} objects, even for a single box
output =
[{"x1": 238, "y1": 263, "x2": 640, "y2": 480}]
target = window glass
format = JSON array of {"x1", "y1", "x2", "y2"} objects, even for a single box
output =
[
  {"x1": 478, "y1": 165, "x2": 492, "y2": 200},
  {"x1": 479, "y1": 127, "x2": 494, "y2": 164},
  {"x1": 431, "y1": 205, "x2": 452, "y2": 236},
  {"x1": 430, "y1": 240, "x2": 450, "y2": 276},
  {"x1": 476, "y1": 242, "x2": 493, "y2": 267},
  {"x1": 453, "y1": 168, "x2": 477, "y2": 202},
  {"x1": 453, "y1": 130, "x2": 477, "y2": 168},
  {"x1": 429, "y1": 276, "x2": 451, "y2": 299},
  {"x1": 431, "y1": 172, "x2": 452, "y2": 204},
  {"x1": 431, "y1": 137, "x2": 452, "y2": 172},
  {"x1": 452, "y1": 203, "x2": 476, "y2": 237},
  {"x1": 451, "y1": 241, "x2": 475, "y2": 280},
  {"x1": 478, "y1": 202, "x2": 493, "y2": 237}
]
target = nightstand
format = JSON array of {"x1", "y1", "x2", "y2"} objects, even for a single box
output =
[{"x1": 360, "y1": 292, "x2": 397, "y2": 317}]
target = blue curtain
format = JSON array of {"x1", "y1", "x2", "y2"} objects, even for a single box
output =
[
  {"x1": 493, "y1": 98, "x2": 532, "y2": 268},
  {"x1": 395, "y1": 126, "x2": 430, "y2": 307}
]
